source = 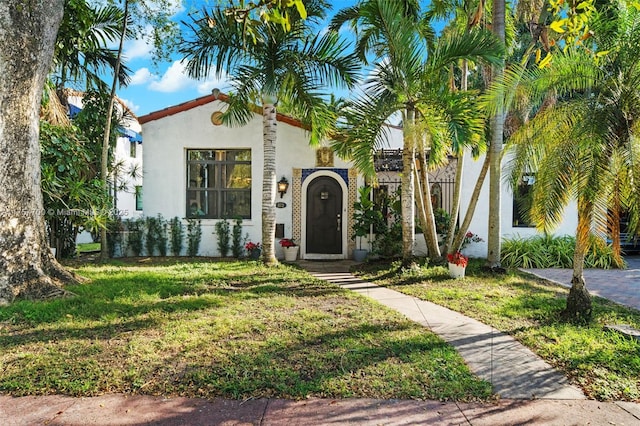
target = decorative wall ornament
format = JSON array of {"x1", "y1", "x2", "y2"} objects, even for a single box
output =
[
  {"x1": 210, "y1": 111, "x2": 223, "y2": 126},
  {"x1": 316, "y1": 147, "x2": 334, "y2": 167}
]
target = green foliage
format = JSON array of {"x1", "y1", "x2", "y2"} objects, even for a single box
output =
[
  {"x1": 169, "y1": 216, "x2": 184, "y2": 256},
  {"x1": 501, "y1": 234, "x2": 616, "y2": 268},
  {"x1": 40, "y1": 120, "x2": 110, "y2": 258},
  {"x1": 145, "y1": 216, "x2": 160, "y2": 256},
  {"x1": 434, "y1": 208, "x2": 451, "y2": 237},
  {"x1": 231, "y1": 217, "x2": 245, "y2": 258},
  {"x1": 371, "y1": 187, "x2": 403, "y2": 259},
  {"x1": 54, "y1": 0, "x2": 132, "y2": 90},
  {"x1": 156, "y1": 215, "x2": 168, "y2": 257},
  {"x1": 125, "y1": 218, "x2": 144, "y2": 256},
  {"x1": 186, "y1": 219, "x2": 202, "y2": 257},
  {"x1": 106, "y1": 218, "x2": 124, "y2": 257},
  {"x1": 215, "y1": 219, "x2": 231, "y2": 257},
  {"x1": 373, "y1": 221, "x2": 403, "y2": 259},
  {"x1": 352, "y1": 186, "x2": 385, "y2": 250}
]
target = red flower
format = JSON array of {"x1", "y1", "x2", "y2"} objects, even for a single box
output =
[
  {"x1": 447, "y1": 251, "x2": 468, "y2": 267},
  {"x1": 245, "y1": 241, "x2": 261, "y2": 251},
  {"x1": 279, "y1": 238, "x2": 297, "y2": 248}
]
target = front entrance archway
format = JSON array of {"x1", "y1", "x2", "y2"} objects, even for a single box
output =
[
  {"x1": 301, "y1": 172, "x2": 349, "y2": 260},
  {"x1": 306, "y1": 176, "x2": 342, "y2": 254}
]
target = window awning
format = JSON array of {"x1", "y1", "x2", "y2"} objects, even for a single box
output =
[{"x1": 121, "y1": 128, "x2": 142, "y2": 143}]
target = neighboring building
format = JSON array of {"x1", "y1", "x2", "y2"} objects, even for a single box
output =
[
  {"x1": 139, "y1": 93, "x2": 380, "y2": 259},
  {"x1": 459, "y1": 150, "x2": 578, "y2": 258},
  {"x1": 67, "y1": 92, "x2": 144, "y2": 244}
]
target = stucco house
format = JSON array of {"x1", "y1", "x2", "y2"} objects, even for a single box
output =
[
  {"x1": 138, "y1": 92, "x2": 399, "y2": 259},
  {"x1": 67, "y1": 92, "x2": 144, "y2": 245},
  {"x1": 458, "y1": 149, "x2": 579, "y2": 258},
  {"x1": 138, "y1": 92, "x2": 581, "y2": 260}
]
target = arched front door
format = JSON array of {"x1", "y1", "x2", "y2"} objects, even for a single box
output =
[{"x1": 306, "y1": 176, "x2": 343, "y2": 254}]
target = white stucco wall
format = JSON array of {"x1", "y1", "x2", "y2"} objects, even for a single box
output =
[
  {"x1": 459, "y1": 149, "x2": 579, "y2": 258},
  {"x1": 142, "y1": 99, "x2": 359, "y2": 257},
  {"x1": 68, "y1": 95, "x2": 143, "y2": 244}
]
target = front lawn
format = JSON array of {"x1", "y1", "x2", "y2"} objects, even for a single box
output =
[
  {"x1": 353, "y1": 259, "x2": 640, "y2": 402},
  {"x1": 0, "y1": 259, "x2": 491, "y2": 401}
]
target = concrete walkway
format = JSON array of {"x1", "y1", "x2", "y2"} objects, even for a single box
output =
[{"x1": 298, "y1": 261, "x2": 585, "y2": 400}]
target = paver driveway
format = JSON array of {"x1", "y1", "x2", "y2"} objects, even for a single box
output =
[{"x1": 522, "y1": 255, "x2": 640, "y2": 311}]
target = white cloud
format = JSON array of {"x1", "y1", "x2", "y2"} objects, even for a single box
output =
[
  {"x1": 120, "y1": 98, "x2": 140, "y2": 114},
  {"x1": 147, "y1": 60, "x2": 229, "y2": 94},
  {"x1": 124, "y1": 37, "x2": 153, "y2": 61},
  {"x1": 148, "y1": 61, "x2": 193, "y2": 92},
  {"x1": 130, "y1": 67, "x2": 155, "y2": 86}
]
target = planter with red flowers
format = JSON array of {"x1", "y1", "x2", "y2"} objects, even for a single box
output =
[
  {"x1": 245, "y1": 241, "x2": 261, "y2": 260},
  {"x1": 279, "y1": 238, "x2": 299, "y2": 261},
  {"x1": 447, "y1": 251, "x2": 468, "y2": 278}
]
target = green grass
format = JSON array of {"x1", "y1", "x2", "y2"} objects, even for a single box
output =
[
  {"x1": 76, "y1": 242, "x2": 100, "y2": 253},
  {"x1": 0, "y1": 259, "x2": 491, "y2": 401},
  {"x1": 353, "y1": 259, "x2": 640, "y2": 402}
]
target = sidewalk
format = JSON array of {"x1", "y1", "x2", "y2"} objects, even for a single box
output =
[
  {"x1": 2, "y1": 393, "x2": 640, "y2": 425},
  {"x1": 2, "y1": 259, "x2": 640, "y2": 425}
]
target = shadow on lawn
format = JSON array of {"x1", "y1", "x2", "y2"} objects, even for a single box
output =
[
  {"x1": 0, "y1": 266, "x2": 350, "y2": 349},
  {"x1": 162, "y1": 321, "x2": 491, "y2": 400}
]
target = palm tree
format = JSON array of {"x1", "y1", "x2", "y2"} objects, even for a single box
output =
[
  {"x1": 180, "y1": 1, "x2": 359, "y2": 264},
  {"x1": 331, "y1": 0, "x2": 503, "y2": 264},
  {"x1": 504, "y1": 1, "x2": 640, "y2": 320},
  {"x1": 486, "y1": 0, "x2": 507, "y2": 268},
  {"x1": 52, "y1": 0, "x2": 132, "y2": 93}
]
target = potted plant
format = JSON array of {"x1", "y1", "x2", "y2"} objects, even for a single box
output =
[
  {"x1": 447, "y1": 251, "x2": 468, "y2": 278},
  {"x1": 280, "y1": 238, "x2": 299, "y2": 261},
  {"x1": 245, "y1": 241, "x2": 261, "y2": 260},
  {"x1": 351, "y1": 186, "x2": 383, "y2": 262}
]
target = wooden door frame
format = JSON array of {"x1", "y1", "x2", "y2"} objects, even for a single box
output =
[{"x1": 301, "y1": 171, "x2": 348, "y2": 260}]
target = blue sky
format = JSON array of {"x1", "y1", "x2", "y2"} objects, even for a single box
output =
[{"x1": 115, "y1": 0, "x2": 361, "y2": 117}]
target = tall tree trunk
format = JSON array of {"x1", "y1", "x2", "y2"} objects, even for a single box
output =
[
  {"x1": 100, "y1": 0, "x2": 129, "y2": 261},
  {"x1": 610, "y1": 180, "x2": 624, "y2": 268},
  {"x1": 487, "y1": 0, "x2": 506, "y2": 268},
  {"x1": 0, "y1": 0, "x2": 75, "y2": 304},
  {"x1": 261, "y1": 98, "x2": 278, "y2": 265},
  {"x1": 445, "y1": 59, "x2": 469, "y2": 254},
  {"x1": 401, "y1": 107, "x2": 416, "y2": 264},
  {"x1": 415, "y1": 150, "x2": 441, "y2": 260},
  {"x1": 562, "y1": 197, "x2": 593, "y2": 322},
  {"x1": 451, "y1": 152, "x2": 491, "y2": 253}
]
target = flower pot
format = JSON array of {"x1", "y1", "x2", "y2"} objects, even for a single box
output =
[
  {"x1": 352, "y1": 248, "x2": 368, "y2": 262},
  {"x1": 283, "y1": 246, "x2": 299, "y2": 262},
  {"x1": 448, "y1": 262, "x2": 466, "y2": 279},
  {"x1": 249, "y1": 249, "x2": 261, "y2": 260}
]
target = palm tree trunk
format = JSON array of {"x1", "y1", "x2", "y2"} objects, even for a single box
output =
[
  {"x1": 261, "y1": 99, "x2": 278, "y2": 265},
  {"x1": 562, "y1": 197, "x2": 593, "y2": 321},
  {"x1": 415, "y1": 150, "x2": 441, "y2": 260},
  {"x1": 451, "y1": 152, "x2": 491, "y2": 253},
  {"x1": 487, "y1": 0, "x2": 506, "y2": 268},
  {"x1": 401, "y1": 107, "x2": 416, "y2": 264},
  {"x1": 444, "y1": 59, "x2": 469, "y2": 254},
  {"x1": 610, "y1": 180, "x2": 624, "y2": 268},
  {"x1": 100, "y1": 0, "x2": 129, "y2": 261}
]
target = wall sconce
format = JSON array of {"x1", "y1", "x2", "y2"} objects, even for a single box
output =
[{"x1": 277, "y1": 176, "x2": 289, "y2": 198}]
